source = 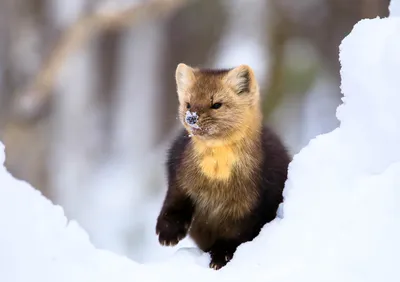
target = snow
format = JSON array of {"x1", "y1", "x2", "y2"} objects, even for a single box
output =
[
  {"x1": 390, "y1": 0, "x2": 400, "y2": 17},
  {"x1": 185, "y1": 110, "x2": 200, "y2": 129},
  {"x1": 2, "y1": 4, "x2": 400, "y2": 281}
]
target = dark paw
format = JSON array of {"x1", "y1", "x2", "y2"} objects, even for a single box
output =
[
  {"x1": 155, "y1": 214, "x2": 189, "y2": 246},
  {"x1": 209, "y1": 252, "x2": 233, "y2": 270}
]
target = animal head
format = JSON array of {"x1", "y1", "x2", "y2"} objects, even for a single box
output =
[{"x1": 175, "y1": 63, "x2": 261, "y2": 140}]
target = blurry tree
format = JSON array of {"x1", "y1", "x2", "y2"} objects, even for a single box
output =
[
  {"x1": 0, "y1": 0, "x2": 52, "y2": 197},
  {"x1": 159, "y1": 0, "x2": 227, "y2": 142},
  {"x1": 0, "y1": 0, "x2": 191, "y2": 200},
  {"x1": 0, "y1": 0, "x2": 228, "y2": 260},
  {"x1": 262, "y1": 0, "x2": 389, "y2": 153},
  {"x1": 264, "y1": 0, "x2": 390, "y2": 119}
]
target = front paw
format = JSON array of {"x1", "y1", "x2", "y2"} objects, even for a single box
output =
[
  {"x1": 208, "y1": 241, "x2": 236, "y2": 270},
  {"x1": 156, "y1": 214, "x2": 189, "y2": 246},
  {"x1": 209, "y1": 252, "x2": 233, "y2": 270}
]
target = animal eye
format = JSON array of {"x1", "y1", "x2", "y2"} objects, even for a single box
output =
[
  {"x1": 211, "y1": 103, "x2": 222, "y2": 109},
  {"x1": 186, "y1": 103, "x2": 191, "y2": 109}
]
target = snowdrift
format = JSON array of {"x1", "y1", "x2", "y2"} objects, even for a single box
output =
[{"x1": 2, "y1": 5, "x2": 400, "y2": 282}]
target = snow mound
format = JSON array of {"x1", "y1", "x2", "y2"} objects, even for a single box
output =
[
  {"x1": 0, "y1": 144, "x2": 137, "y2": 282},
  {"x1": 390, "y1": 0, "x2": 400, "y2": 17},
  {"x1": 2, "y1": 7, "x2": 400, "y2": 282}
]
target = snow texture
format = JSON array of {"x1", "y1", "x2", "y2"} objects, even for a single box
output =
[{"x1": 2, "y1": 6, "x2": 400, "y2": 282}]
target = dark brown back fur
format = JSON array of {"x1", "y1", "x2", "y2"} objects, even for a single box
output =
[{"x1": 165, "y1": 126, "x2": 290, "y2": 251}]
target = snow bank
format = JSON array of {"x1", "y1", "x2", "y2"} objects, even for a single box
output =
[
  {"x1": 0, "y1": 143, "x2": 134, "y2": 282},
  {"x1": 2, "y1": 5, "x2": 400, "y2": 282},
  {"x1": 0, "y1": 144, "x2": 209, "y2": 282},
  {"x1": 390, "y1": 0, "x2": 400, "y2": 17}
]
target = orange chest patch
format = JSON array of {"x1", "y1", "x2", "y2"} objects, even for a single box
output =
[{"x1": 195, "y1": 144, "x2": 238, "y2": 180}]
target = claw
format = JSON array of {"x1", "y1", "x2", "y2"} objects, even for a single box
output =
[
  {"x1": 209, "y1": 262, "x2": 222, "y2": 270},
  {"x1": 156, "y1": 216, "x2": 189, "y2": 248}
]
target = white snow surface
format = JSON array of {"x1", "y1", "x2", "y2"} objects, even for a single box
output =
[
  {"x1": 390, "y1": 0, "x2": 400, "y2": 17},
  {"x1": 2, "y1": 11, "x2": 400, "y2": 282}
]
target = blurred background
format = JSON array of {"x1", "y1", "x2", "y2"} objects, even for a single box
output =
[{"x1": 0, "y1": 0, "x2": 389, "y2": 263}]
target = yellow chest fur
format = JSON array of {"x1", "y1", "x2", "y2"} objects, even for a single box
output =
[{"x1": 194, "y1": 142, "x2": 238, "y2": 180}]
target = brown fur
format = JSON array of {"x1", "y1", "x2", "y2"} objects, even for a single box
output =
[{"x1": 156, "y1": 63, "x2": 290, "y2": 270}]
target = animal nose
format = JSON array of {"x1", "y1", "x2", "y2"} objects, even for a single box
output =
[
  {"x1": 186, "y1": 115, "x2": 198, "y2": 125},
  {"x1": 185, "y1": 111, "x2": 198, "y2": 125}
]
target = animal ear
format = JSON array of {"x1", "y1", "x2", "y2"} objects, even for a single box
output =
[
  {"x1": 225, "y1": 64, "x2": 256, "y2": 95},
  {"x1": 175, "y1": 63, "x2": 195, "y2": 94}
]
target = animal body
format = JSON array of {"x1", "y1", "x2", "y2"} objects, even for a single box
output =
[{"x1": 156, "y1": 63, "x2": 291, "y2": 270}]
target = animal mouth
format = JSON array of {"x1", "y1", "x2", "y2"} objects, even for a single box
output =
[
  {"x1": 188, "y1": 123, "x2": 200, "y2": 129},
  {"x1": 184, "y1": 123, "x2": 200, "y2": 135},
  {"x1": 191, "y1": 127, "x2": 203, "y2": 134},
  {"x1": 183, "y1": 111, "x2": 214, "y2": 137},
  {"x1": 187, "y1": 124, "x2": 208, "y2": 137}
]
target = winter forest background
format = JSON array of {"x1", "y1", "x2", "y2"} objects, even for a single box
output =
[{"x1": 0, "y1": 0, "x2": 390, "y2": 263}]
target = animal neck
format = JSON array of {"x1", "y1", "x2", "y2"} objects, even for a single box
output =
[{"x1": 191, "y1": 107, "x2": 262, "y2": 181}]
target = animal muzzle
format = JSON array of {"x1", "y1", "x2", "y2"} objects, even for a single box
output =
[{"x1": 185, "y1": 111, "x2": 199, "y2": 126}]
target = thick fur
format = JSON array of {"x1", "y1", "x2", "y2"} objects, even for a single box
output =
[{"x1": 156, "y1": 64, "x2": 291, "y2": 270}]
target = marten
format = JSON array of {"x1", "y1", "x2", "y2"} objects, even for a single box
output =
[{"x1": 156, "y1": 63, "x2": 291, "y2": 270}]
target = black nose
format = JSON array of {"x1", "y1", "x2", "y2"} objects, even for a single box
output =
[{"x1": 186, "y1": 115, "x2": 198, "y2": 125}]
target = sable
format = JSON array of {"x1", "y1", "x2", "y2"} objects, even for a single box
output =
[{"x1": 156, "y1": 63, "x2": 291, "y2": 270}]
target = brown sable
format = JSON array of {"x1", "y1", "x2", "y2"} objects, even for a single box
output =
[{"x1": 156, "y1": 63, "x2": 291, "y2": 270}]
